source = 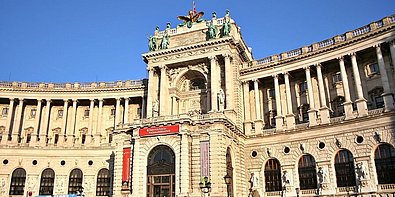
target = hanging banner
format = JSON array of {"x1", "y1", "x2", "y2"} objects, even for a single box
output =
[
  {"x1": 139, "y1": 124, "x2": 179, "y2": 137},
  {"x1": 122, "y1": 148, "x2": 131, "y2": 182},
  {"x1": 200, "y1": 141, "x2": 210, "y2": 177}
]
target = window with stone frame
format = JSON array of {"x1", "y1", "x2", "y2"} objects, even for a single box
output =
[
  {"x1": 298, "y1": 154, "x2": 317, "y2": 190},
  {"x1": 365, "y1": 62, "x2": 380, "y2": 77},
  {"x1": 299, "y1": 81, "x2": 308, "y2": 94},
  {"x1": 331, "y1": 96, "x2": 345, "y2": 117},
  {"x1": 96, "y1": 169, "x2": 111, "y2": 196},
  {"x1": 2, "y1": 106, "x2": 9, "y2": 117},
  {"x1": 84, "y1": 109, "x2": 90, "y2": 117},
  {"x1": 334, "y1": 149, "x2": 356, "y2": 187},
  {"x1": 68, "y1": 169, "x2": 83, "y2": 194},
  {"x1": 110, "y1": 108, "x2": 116, "y2": 117},
  {"x1": 57, "y1": 109, "x2": 64, "y2": 119},
  {"x1": 39, "y1": 168, "x2": 55, "y2": 195},
  {"x1": 9, "y1": 168, "x2": 26, "y2": 195},
  {"x1": 264, "y1": 159, "x2": 282, "y2": 192},
  {"x1": 374, "y1": 143, "x2": 395, "y2": 184},
  {"x1": 297, "y1": 104, "x2": 309, "y2": 123},
  {"x1": 30, "y1": 108, "x2": 37, "y2": 119},
  {"x1": 368, "y1": 87, "x2": 384, "y2": 110},
  {"x1": 332, "y1": 72, "x2": 342, "y2": 84},
  {"x1": 268, "y1": 88, "x2": 275, "y2": 98}
]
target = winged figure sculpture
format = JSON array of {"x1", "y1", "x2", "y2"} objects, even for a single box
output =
[{"x1": 177, "y1": 10, "x2": 204, "y2": 28}]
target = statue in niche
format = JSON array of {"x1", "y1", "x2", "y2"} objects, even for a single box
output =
[
  {"x1": 148, "y1": 36, "x2": 157, "y2": 51},
  {"x1": 249, "y1": 172, "x2": 259, "y2": 189},
  {"x1": 207, "y1": 21, "x2": 217, "y2": 39},
  {"x1": 218, "y1": 88, "x2": 225, "y2": 111},
  {"x1": 355, "y1": 162, "x2": 368, "y2": 192},
  {"x1": 160, "y1": 34, "x2": 169, "y2": 50},
  {"x1": 317, "y1": 167, "x2": 326, "y2": 185},
  {"x1": 152, "y1": 100, "x2": 159, "y2": 117},
  {"x1": 282, "y1": 170, "x2": 290, "y2": 185}
]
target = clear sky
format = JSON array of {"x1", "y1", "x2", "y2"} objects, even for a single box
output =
[{"x1": 0, "y1": 0, "x2": 394, "y2": 83}]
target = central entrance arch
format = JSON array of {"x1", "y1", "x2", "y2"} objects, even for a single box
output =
[{"x1": 147, "y1": 145, "x2": 175, "y2": 197}]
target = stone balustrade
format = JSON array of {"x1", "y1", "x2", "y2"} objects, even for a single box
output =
[
  {"x1": 0, "y1": 80, "x2": 145, "y2": 90},
  {"x1": 245, "y1": 14, "x2": 395, "y2": 68}
]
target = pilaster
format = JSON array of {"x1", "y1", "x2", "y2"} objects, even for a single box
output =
[{"x1": 375, "y1": 44, "x2": 395, "y2": 112}]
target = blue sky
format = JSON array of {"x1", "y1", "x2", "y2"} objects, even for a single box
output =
[{"x1": 0, "y1": 0, "x2": 394, "y2": 83}]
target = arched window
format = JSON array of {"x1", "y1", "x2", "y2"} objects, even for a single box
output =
[
  {"x1": 9, "y1": 168, "x2": 26, "y2": 195},
  {"x1": 68, "y1": 169, "x2": 83, "y2": 194},
  {"x1": 264, "y1": 159, "x2": 282, "y2": 192},
  {"x1": 298, "y1": 154, "x2": 317, "y2": 189},
  {"x1": 96, "y1": 169, "x2": 111, "y2": 196},
  {"x1": 334, "y1": 149, "x2": 356, "y2": 187},
  {"x1": 226, "y1": 148, "x2": 233, "y2": 197},
  {"x1": 375, "y1": 144, "x2": 395, "y2": 184},
  {"x1": 39, "y1": 168, "x2": 55, "y2": 195}
]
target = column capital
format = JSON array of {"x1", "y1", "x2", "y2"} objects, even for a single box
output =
[
  {"x1": 337, "y1": 56, "x2": 345, "y2": 61},
  {"x1": 63, "y1": 99, "x2": 69, "y2": 102},
  {"x1": 283, "y1": 71, "x2": 289, "y2": 76},
  {"x1": 303, "y1": 66, "x2": 310, "y2": 70},
  {"x1": 71, "y1": 99, "x2": 78, "y2": 103},
  {"x1": 272, "y1": 74, "x2": 279, "y2": 79},
  {"x1": 45, "y1": 99, "x2": 52, "y2": 103},
  {"x1": 349, "y1": 52, "x2": 357, "y2": 57},
  {"x1": 241, "y1": 80, "x2": 250, "y2": 85},
  {"x1": 373, "y1": 43, "x2": 382, "y2": 49},
  {"x1": 9, "y1": 98, "x2": 15, "y2": 102},
  {"x1": 252, "y1": 78, "x2": 260, "y2": 83},
  {"x1": 115, "y1": 97, "x2": 121, "y2": 101},
  {"x1": 159, "y1": 65, "x2": 167, "y2": 70},
  {"x1": 18, "y1": 98, "x2": 24, "y2": 102},
  {"x1": 124, "y1": 97, "x2": 130, "y2": 101},
  {"x1": 314, "y1": 63, "x2": 322, "y2": 68},
  {"x1": 223, "y1": 53, "x2": 231, "y2": 59},
  {"x1": 89, "y1": 99, "x2": 95, "y2": 102},
  {"x1": 208, "y1": 55, "x2": 217, "y2": 61}
]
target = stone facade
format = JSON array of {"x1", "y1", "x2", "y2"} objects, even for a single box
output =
[{"x1": 0, "y1": 11, "x2": 395, "y2": 197}]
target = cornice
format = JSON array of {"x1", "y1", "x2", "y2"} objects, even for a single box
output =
[{"x1": 0, "y1": 86, "x2": 146, "y2": 94}]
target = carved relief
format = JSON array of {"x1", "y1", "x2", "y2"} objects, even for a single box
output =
[
  {"x1": 150, "y1": 46, "x2": 225, "y2": 63},
  {"x1": 55, "y1": 175, "x2": 67, "y2": 193},
  {"x1": 0, "y1": 177, "x2": 7, "y2": 195}
]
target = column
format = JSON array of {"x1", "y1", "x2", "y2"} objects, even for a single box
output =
[
  {"x1": 376, "y1": 44, "x2": 395, "y2": 111},
  {"x1": 305, "y1": 66, "x2": 318, "y2": 126},
  {"x1": 316, "y1": 64, "x2": 331, "y2": 124},
  {"x1": 31, "y1": 99, "x2": 42, "y2": 144},
  {"x1": 60, "y1": 99, "x2": 69, "y2": 144},
  {"x1": 87, "y1": 99, "x2": 95, "y2": 144},
  {"x1": 210, "y1": 56, "x2": 218, "y2": 111},
  {"x1": 159, "y1": 65, "x2": 168, "y2": 116},
  {"x1": 141, "y1": 96, "x2": 146, "y2": 118},
  {"x1": 171, "y1": 96, "x2": 177, "y2": 115},
  {"x1": 115, "y1": 98, "x2": 121, "y2": 128},
  {"x1": 179, "y1": 133, "x2": 190, "y2": 195},
  {"x1": 350, "y1": 53, "x2": 368, "y2": 116},
  {"x1": 224, "y1": 54, "x2": 233, "y2": 110},
  {"x1": 123, "y1": 98, "x2": 129, "y2": 124},
  {"x1": 284, "y1": 72, "x2": 295, "y2": 129},
  {"x1": 1, "y1": 98, "x2": 14, "y2": 144},
  {"x1": 95, "y1": 99, "x2": 103, "y2": 146},
  {"x1": 242, "y1": 81, "x2": 252, "y2": 133},
  {"x1": 338, "y1": 56, "x2": 355, "y2": 119},
  {"x1": 146, "y1": 67, "x2": 154, "y2": 117},
  {"x1": 11, "y1": 98, "x2": 24, "y2": 143},
  {"x1": 253, "y1": 79, "x2": 263, "y2": 132},
  {"x1": 67, "y1": 99, "x2": 77, "y2": 145},
  {"x1": 274, "y1": 74, "x2": 284, "y2": 130},
  {"x1": 390, "y1": 40, "x2": 395, "y2": 82},
  {"x1": 39, "y1": 99, "x2": 51, "y2": 145}
]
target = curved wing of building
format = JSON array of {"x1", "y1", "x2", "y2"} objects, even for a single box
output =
[{"x1": 0, "y1": 11, "x2": 394, "y2": 197}]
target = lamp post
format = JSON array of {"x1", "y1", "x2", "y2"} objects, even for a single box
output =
[
  {"x1": 199, "y1": 176, "x2": 211, "y2": 197},
  {"x1": 295, "y1": 188, "x2": 300, "y2": 197},
  {"x1": 224, "y1": 174, "x2": 232, "y2": 197}
]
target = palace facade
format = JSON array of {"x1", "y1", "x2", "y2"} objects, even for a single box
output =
[{"x1": 0, "y1": 11, "x2": 395, "y2": 197}]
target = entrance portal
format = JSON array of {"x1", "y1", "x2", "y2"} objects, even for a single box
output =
[{"x1": 147, "y1": 145, "x2": 175, "y2": 197}]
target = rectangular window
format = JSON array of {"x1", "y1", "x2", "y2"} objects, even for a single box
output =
[
  {"x1": 269, "y1": 88, "x2": 275, "y2": 98},
  {"x1": 30, "y1": 109, "x2": 37, "y2": 119},
  {"x1": 57, "y1": 110, "x2": 64, "y2": 118},
  {"x1": 299, "y1": 81, "x2": 308, "y2": 93},
  {"x1": 84, "y1": 109, "x2": 90, "y2": 117},
  {"x1": 110, "y1": 108, "x2": 116, "y2": 116},
  {"x1": 375, "y1": 96, "x2": 384, "y2": 108},
  {"x1": 2, "y1": 107, "x2": 9, "y2": 117},
  {"x1": 369, "y1": 63, "x2": 380, "y2": 75},
  {"x1": 332, "y1": 72, "x2": 342, "y2": 83}
]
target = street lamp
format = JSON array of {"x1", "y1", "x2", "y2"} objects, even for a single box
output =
[
  {"x1": 224, "y1": 174, "x2": 232, "y2": 197},
  {"x1": 295, "y1": 188, "x2": 300, "y2": 197},
  {"x1": 199, "y1": 176, "x2": 211, "y2": 197}
]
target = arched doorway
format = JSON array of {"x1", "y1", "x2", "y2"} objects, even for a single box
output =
[{"x1": 147, "y1": 145, "x2": 175, "y2": 197}]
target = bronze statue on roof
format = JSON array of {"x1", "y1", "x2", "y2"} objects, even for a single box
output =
[{"x1": 177, "y1": 10, "x2": 204, "y2": 28}]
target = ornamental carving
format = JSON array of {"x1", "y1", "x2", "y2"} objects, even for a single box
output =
[
  {"x1": 150, "y1": 46, "x2": 225, "y2": 63},
  {"x1": 167, "y1": 63, "x2": 207, "y2": 87}
]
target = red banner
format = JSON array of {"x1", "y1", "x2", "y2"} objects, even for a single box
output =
[
  {"x1": 122, "y1": 148, "x2": 131, "y2": 182},
  {"x1": 139, "y1": 125, "x2": 180, "y2": 137},
  {"x1": 200, "y1": 141, "x2": 210, "y2": 177}
]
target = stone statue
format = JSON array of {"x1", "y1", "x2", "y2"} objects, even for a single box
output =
[
  {"x1": 282, "y1": 170, "x2": 290, "y2": 185},
  {"x1": 355, "y1": 162, "x2": 368, "y2": 192},
  {"x1": 160, "y1": 34, "x2": 169, "y2": 50},
  {"x1": 212, "y1": 12, "x2": 217, "y2": 19},
  {"x1": 207, "y1": 21, "x2": 217, "y2": 39},
  {"x1": 154, "y1": 26, "x2": 160, "y2": 36},
  {"x1": 152, "y1": 100, "x2": 159, "y2": 117},
  {"x1": 166, "y1": 22, "x2": 171, "y2": 30},
  {"x1": 317, "y1": 167, "x2": 326, "y2": 185},
  {"x1": 222, "y1": 19, "x2": 231, "y2": 37},
  {"x1": 249, "y1": 172, "x2": 259, "y2": 189},
  {"x1": 218, "y1": 88, "x2": 225, "y2": 110},
  {"x1": 148, "y1": 36, "x2": 157, "y2": 51}
]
